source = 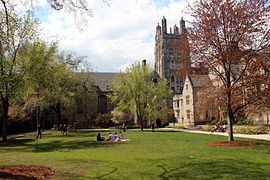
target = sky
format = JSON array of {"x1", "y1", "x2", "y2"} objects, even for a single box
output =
[{"x1": 28, "y1": 0, "x2": 191, "y2": 72}]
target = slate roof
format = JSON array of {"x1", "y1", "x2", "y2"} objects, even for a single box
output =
[
  {"x1": 188, "y1": 75, "x2": 210, "y2": 88},
  {"x1": 90, "y1": 72, "x2": 119, "y2": 92}
]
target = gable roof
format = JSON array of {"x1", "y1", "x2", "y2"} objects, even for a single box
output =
[
  {"x1": 90, "y1": 72, "x2": 119, "y2": 92},
  {"x1": 188, "y1": 75, "x2": 210, "y2": 88}
]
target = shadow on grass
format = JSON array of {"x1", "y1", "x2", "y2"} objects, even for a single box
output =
[
  {"x1": 0, "y1": 139, "x2": 35, "y2": 147},
  {"x1": 27, "y1": 139, "x2": 125, "y2": 152},
  {"x1": 0, "y1": 131, "x2": 125, "y2": 152},
  {"x1": 0, "y1": 172, "x2": 34, "y2": 180},
  {"x1": 156, "y1": 158, "x2": 270, "y2": 179}
]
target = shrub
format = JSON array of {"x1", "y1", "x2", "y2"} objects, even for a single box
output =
[
  {"x1": 126, "y1": 125, "x2": 141, "y2": 129},
  {"x1": 165, "y1": 126, "x2": 187, "y2": 129},
  {"x1": 210, "y1": 120, "x2": 227, "y2": 125},
  {"x1": 236, "y1": 118, "x2": 254, "y2": 125},
  {"x1": 234, "y1": 126, "x2": 269, "y2": 134},
  {"x1": 200, "y1": 125, "x2": 212, "y2": 131},
  {"x1": 95, "y1": 113, "x2": 114, "y2": 128}
]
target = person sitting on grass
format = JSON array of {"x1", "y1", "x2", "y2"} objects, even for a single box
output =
[
  {"x1": 97, "y1": 133, "x2": 105, "y2": 141},
  {"x1": 119, "y1": 131, "x2": 124, "y2": 140},
  {"x1": 108, "y1": 132, "x2": 115, "y2": 141},
  {"x1": 114, "y1": 132, "x2": 119, "y2": 141}
]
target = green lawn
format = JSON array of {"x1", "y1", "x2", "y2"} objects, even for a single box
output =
[{"x1": 0, "y1": 130, "x2": 270, "y2": 180}]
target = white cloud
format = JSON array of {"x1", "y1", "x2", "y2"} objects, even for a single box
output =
[{"x1": 39, "y1": 0, "x2": 191, "y2": 72}]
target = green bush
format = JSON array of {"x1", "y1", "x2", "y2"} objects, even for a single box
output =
[
  {"x1": 95, "y1": 113, "x2": 114, "y2": 128},
  {"x1": 236, "y1": 118, "x2": 254, "y2": 125},
  {"x1": 210, "y1": 120, "x2": 227, "y2": 125},
  {"x1": 200, "y1": 125, "x2": 212, "y2": 131},
  {"x1": 165, "y1": 126, "x2": 187, "y2": 129},
  {"x1": 234, "y1": 126, "x2": 269, "y2": 134},
  {"x1": 126, "y1": 125, "x2": 141, "y2": 129}
]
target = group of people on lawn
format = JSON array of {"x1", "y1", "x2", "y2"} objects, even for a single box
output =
[{"x1": 97, "y1": 132, "x2": 125, "y2": 141}]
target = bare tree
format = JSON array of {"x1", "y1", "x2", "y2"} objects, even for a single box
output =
[{"x1": 2, "y1": 0, "x2": 111, "y2": 29}]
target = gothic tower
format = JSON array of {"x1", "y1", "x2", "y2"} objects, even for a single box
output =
[{"x1": 155, "y1": 16, "x2": 190, "y2": 95}]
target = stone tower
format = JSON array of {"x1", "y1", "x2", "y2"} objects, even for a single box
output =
[{"x1": 155, "y1": 16, "x2": 190, "y2": 95}]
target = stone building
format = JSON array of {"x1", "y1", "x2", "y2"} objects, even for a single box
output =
[
  {"x1": 71, "y1": 73, "x2": 119, "y2": 126},
  {"x1": 154, "y1": 16, "x2": 190, "y2": 96},
  {"x1": 173, "y1": 75, "x2": 210, "y2": 126},
  {"x1": 75, "y1": 16, "x2": 191, "y2": 127}
]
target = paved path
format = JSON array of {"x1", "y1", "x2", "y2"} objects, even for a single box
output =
[
  {"x1": 0, "y1": 131, "x2": 37, "y2": 141},
  {"x1": 163, "y1": 128, "x2": 270, "y2": 141},
  {"x1": 1, "y1": 128, "x2": 269, "y2": 142}
]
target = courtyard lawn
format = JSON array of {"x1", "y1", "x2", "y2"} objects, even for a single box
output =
[{"x1": 0, "y1": 130, "x2": 269, "y2": 180}]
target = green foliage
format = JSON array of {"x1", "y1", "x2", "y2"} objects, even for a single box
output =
[
  {"x1": 126, "y1": 125, "x2": 141, "y2": 129},
  {"x1": 210, "y1": 119, "x2": 227, "y2": 125},
  {"x1": 0, "y1": 9, "x2": 39, "y2": 97},
  {"x1": 110, "y1": 62, "x2": 172, "y2": 127},
  {"x1": 165, "y1": 125, "x2": 187, "y2": 129},
  {"x1": 234, "y1": 126, "x2": 269, "y2": 134},
  {"x1": 95, "y1": 113, "x2": 114, "y2": 128},
  {"x1": 236, "y1": 118, "x2": 254, "y2": 125},
  {"x1": 199, "y1": 125, "x2": 213, "y2": 131}
]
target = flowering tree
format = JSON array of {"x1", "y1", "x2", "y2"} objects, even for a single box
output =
[{"x1": 178, "y1": 0, "x2": 270, "y2": 141}]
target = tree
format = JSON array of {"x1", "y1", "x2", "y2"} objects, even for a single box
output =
[
  {"x1": 69, "y1": 62, "x2": 97, "y2": 126},
  {"x1": 110, "y1": 61, "x2": 172, "y2": 130},
  {"x1": 0, "y1": 7, "x2": 38, "y2": 141},
  {"x1": 1, "y1": 0, "x2": 111, "y2": 29},
  {"x1": 22, "y1": 40, "x2": 87, "y2": 128},
  {"x1": 181, "y1": 0, "x2": 270, "y2": 141}
]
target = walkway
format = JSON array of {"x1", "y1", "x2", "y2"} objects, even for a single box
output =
[
  {"x1": 1, "y1": 129, "x2": 269, "y2": 142},
  {"x1": 0, "y1": 131, "x2": 36, "y2": 141},
  {"x1": 163, "y1": 128, "x2": 270, "y2": 141}
]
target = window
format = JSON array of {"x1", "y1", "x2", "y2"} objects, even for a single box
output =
[
  {"x1": 98, "y1": 95, "x2": 107, "y2": 114},
  {"x1": 171, "y1": 76, "x2": 175, "y2": 82},
  {"x1": 180, "y1": 87, "x2": 183, "y2": 93},
  {"x1": 171, "y1": 87, "x2": 175, "y2": 92},
  {"x1": 180, "y1": 99, "x2": 183, "y2": 106},
  {"x1": 176, "y1": 100, "x2": 179, "y2": 107},
  {"x1": 264, "y1": 68, "x2": 270, "y2": 74},
  {"x1": 186, "y1": 83, "x2": 188, "y2": 90},
  {"x1": 186, "y1": 96, "x2": 190, "y2": 105},
  {"x1": 187, "y1": 110, "x2": 191, "y2": 120}
]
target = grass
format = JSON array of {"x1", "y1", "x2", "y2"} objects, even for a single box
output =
[{"x1": 0, "y1": 129, "x2": 270, "y2": 180}]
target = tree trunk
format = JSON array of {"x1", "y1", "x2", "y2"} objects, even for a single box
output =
[
  {"x1": 1, "y1": 95, "x2": 9, "y2": 142},
  {"x1": 36, "y1": 106, "x2": 41, "y2": 129},
  {"x1": 55, "y1": 102, "x2": 62, "y2": 126},
  {"x1": 226, "y1": 92, "x2": 234, "y2": 141},
  {"x1": 140, "y1": 122, "x2": 144, "y2": 130}
]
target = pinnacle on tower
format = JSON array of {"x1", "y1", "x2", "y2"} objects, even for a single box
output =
[
  {"x1": 162, "y1": 16, "x2": 167, "y2": 33},
  {"x1": 180, "y1": 17, "x2": 186, "y2": 34},
  {"x1": 156, "y1": 23, "x2": 161, "y2": 35},
  {"x1": 174, "y1": 24, "x2": 179, "y2": 34}
]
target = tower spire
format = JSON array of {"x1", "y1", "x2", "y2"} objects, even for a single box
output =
[
  {"x1": 180, "y1": 17, "x2": 186, "y2": 34},
  {"x1": 162, "y1": 16, "x2": 167, "y2": 34}
]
